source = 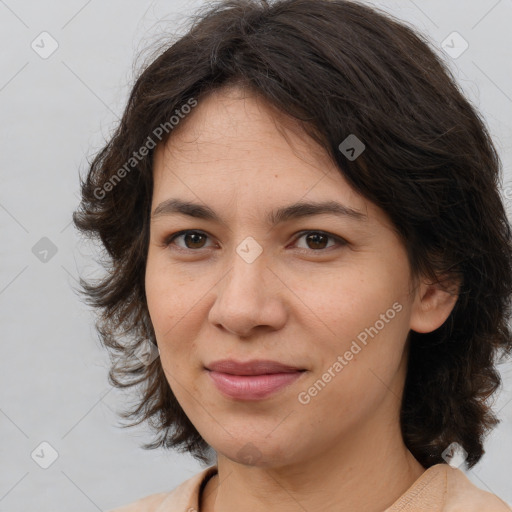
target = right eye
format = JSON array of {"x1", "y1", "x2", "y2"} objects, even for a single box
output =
[{"x1": 163, "y1": 230, "x2": 216, "y2": 251}]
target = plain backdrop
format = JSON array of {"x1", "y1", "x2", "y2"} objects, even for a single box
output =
[{"x1": 1, "y1": 1, "x2": 511, "y2": 510}]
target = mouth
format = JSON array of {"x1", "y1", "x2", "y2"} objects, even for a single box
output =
[{"x1": 205, "y1": 359, "x2": 307, "y2": 400}]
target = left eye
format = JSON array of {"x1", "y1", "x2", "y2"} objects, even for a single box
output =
[
  {"x1": 293, "y1": 231, "x2": 344, "y2": 251},
  {"x1": 163, "y1": 230, "x2": 345, "y2": 251}
]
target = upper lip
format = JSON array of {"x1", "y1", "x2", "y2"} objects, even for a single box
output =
[{"x1": 206, "y1": 359, "x2": 304, "y2": 375}]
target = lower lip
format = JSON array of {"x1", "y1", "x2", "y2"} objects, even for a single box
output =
[{"x1": 207, "y1": 370, "x2": 304, "y2": 400}]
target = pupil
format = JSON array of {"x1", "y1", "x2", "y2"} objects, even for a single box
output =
[
  {"x1": 307, "y1": 233, "x2": 326, "y2": 249},
  {"x1": 186, "y1": 232, "x2": 205, "y2": 248}
]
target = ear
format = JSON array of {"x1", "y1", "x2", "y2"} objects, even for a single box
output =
[{"x1": 409, "y1": 276, "x2": 460, "y2": 334}]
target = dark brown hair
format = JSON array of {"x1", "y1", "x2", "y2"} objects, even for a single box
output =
[{"x1": 73, "y1": 0, "x2": 512, "y2": 469}]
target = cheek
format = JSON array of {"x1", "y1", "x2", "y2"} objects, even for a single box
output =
[
  {"x1": 146, "y1": 250, "x2": 193, "y2": 328},
  {"x1": 289, "y1": 261, "x2": 411, "y2": 387},
  {"x1": 296, "y1": 311, "x2": 410, "y2": 434},
  {"x1": 289, "y1": 262, "x2": 404, "y2": 337},
  {"x1": 145, "y1": 259, "x2": 200, "y2": 365}
]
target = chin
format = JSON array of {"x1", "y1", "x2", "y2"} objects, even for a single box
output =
[{"x1": 214, "y1": 436, "x2": 297, "y2": 468}]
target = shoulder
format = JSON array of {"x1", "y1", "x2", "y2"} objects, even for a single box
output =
[
  {"x1": 106, "y1": 465, "x2": 218, "y2": 512},
  {"x1": 443, "y1": 464, "x2": 511, "y2": 511}
]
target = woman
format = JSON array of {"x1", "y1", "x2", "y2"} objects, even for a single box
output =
[{"x1": 73, "y1": 0, "x2": 512, "y2": 510}]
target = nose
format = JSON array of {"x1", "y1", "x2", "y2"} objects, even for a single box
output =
[{"x1": 207, "y1": 244, "x2": 288, "y2": 338}]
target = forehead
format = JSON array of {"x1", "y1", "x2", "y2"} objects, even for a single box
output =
[
  {"x1": 155, "y1": 86, "x2": 332, "y2": 172},
  {"x1": 155, "y1": 89, "x2": 345, "y2": 185},
  {"x1": 150, "y1": 86, "x2": 392, "y2": 230}
]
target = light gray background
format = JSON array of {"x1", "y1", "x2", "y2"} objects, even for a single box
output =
[{"x1": 1, "y1": 1, "x2": 511, "y2": 510}]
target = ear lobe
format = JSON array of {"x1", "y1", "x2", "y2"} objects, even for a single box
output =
[{"x1": 409, "y1": 277, "x2": 460, "y2": 334}]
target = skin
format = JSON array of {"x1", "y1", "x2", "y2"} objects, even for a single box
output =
[{"x1": 145, "y1": 85, "x2": 459, "y2": 512}]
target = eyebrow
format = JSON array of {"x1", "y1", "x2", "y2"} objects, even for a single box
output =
[{"x1": 151, "y1": 198, "x2": 366, "y2": 226}]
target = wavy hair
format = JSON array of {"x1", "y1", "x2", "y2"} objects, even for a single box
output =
[{"x1": 72, "y1": 0, "x2": 512, "y2": 468}]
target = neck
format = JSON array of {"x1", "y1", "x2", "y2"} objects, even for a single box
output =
[{"x1": 200, "y1": 418, "x2": 425, "y2": 512}]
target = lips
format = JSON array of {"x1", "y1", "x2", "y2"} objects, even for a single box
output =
[
  {"x1": 206, "y1": 359, "x2": 304, "y2": 375},
  {"x1": 205, "y1": 359, "x2": 306, "y2": 400}
]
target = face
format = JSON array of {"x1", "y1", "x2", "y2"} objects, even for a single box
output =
[{"x1": 145, "y1": 86, "x2": 423, "y2": 468}]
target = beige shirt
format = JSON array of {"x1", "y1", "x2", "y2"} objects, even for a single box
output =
[{"x1": 107, "y1": 463, "x2": 511, "y2": 511}]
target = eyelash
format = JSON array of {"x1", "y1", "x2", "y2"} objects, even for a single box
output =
[{"x1": 162, "y1": 229, "x2": 347, "y2": 253}]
